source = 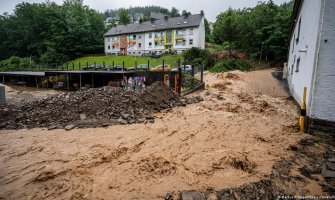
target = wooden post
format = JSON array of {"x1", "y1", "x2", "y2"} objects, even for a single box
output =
[
  {"x1": 201, "y1": 64, "x2": 204, "y2": 83},
  {"x1": 67, "y1": 74, "x2": 70, "y2": 89},
  {"x1": 122, "y1": 61, "x2": 125, "y2": 71},
  {"x1": 178, "y1": 66, "x2": 182, "y2": 95},
  {"x1": 79, "y1": 74, "x2": 82, "y2": 91},
  {"x1": 148, "y1": 60, "x2": 150, "y2": 70},
  {"x1": 35, "y1": 77, "x2": 38, "y2": 88},
  {"x1": 162, "y1": 60, "x2": 165, "y2": 72}
]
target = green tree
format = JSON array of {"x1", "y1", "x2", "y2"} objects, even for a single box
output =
[
  {"x1": 182, "y1": 10, "x2": 191, "y2": 17},
  {"x1": 204, "y1": 18, "x2": 211, "y2": 43},
  {"x1": 118, "y1": 9, "x2": 131, "y2": 25},
  {"x1": 170, "y1": 7, "x2": 180, "y2": 17}
]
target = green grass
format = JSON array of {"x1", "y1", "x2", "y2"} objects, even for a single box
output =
[{"x1": 65, "y1": 54, "x2": 183, "y2": 69}]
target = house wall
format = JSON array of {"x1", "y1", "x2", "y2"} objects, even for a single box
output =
[
  {"x1": 287, "y1": 0, "x2": 323, "y2": 115},
  {"x1": 310, "y1": 0, "x2": 335, "y2": 122}
]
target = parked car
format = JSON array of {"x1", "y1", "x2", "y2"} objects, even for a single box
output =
[
  {"x1": 171, "y1": 65, "x2": 192, "y2": 73},
  {"x1": 82, "y1": 65, "x2": 95, "y2": 70},
  {"x1": 150, "y1": 64, "x2": 171, "y2": 71},
  {"x1": 136, "y1": 64, "x2": 151, "y2": 70},
  {"x1": 94, "y1": 64, "x2": 104, "y2": 70},
  {"x1": 113, "y1": 65, "x2": 126, "y2": 71},
  {"x1": 127, "y1": 67, "x2": 135, "y2": 71},
  {"x1": 104, "y1": 65, "x2": 114, "y2": 71}
]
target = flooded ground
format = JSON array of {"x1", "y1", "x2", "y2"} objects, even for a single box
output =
[{"x1": 0, "y1": 69, "x2": 333, "y2": 199}]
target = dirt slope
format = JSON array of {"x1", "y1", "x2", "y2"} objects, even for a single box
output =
[{"x1": 0, "y1": 69, "x2": 305, "y2": 199}]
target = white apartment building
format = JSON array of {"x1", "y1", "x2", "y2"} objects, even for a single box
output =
[{"x1": 104, "y1": 12, "x2": 205, "y2": 56}]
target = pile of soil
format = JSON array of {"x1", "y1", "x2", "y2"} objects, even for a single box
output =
[{"x1": 0, "y1": 82, "x2": 203, "y2": 129}]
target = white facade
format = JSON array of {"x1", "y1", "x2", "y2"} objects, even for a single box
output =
[{"x1": 287, "y1": 0, "x2": 335, "y2": 123}]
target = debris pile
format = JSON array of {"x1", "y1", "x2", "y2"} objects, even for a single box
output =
[{"x1": 0, "y1": 82, "x2": 203, "y2": 129}]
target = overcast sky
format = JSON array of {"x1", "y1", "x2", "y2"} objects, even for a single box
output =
[{"x1": 0, "y1": 0, "x2": 290, "y2": 22}]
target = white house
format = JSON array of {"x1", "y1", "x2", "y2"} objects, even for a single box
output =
[
  {"x1": 286, "y1": 0, "x2": 335, "y2": 131},
  {"x1": 104, "y1": 11, "x2": 205, "y2": 56}
]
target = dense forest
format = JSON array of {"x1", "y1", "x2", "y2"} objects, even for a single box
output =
[
  {"x1": 0, "y1": 0, "x2": 105, "y2": 64},
  {"x1": 211, "y1": 0, "x2": 293, "y2": 62}
]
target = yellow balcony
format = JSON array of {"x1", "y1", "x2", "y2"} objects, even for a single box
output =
[{"x1": 175, "y1": 35, "x2": 185, "y2": 40}]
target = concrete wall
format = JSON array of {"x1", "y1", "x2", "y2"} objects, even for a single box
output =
[
  {"x1": 310, "y1": 0, "x2": 335, "y2": 122},
  {"x1": 287, "y1": 0, "x2": 322, "y2": 115}
]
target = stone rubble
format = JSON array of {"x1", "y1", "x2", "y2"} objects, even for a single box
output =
[{"x1": 0, "y1": 82, "x2": 203, "y2": 130}]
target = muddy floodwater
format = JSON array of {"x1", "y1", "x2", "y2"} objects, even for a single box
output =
[{"x1": 0, "y1": 69, "x2": 333, "y2": 199}]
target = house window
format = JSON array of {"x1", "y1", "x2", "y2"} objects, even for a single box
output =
[
  {"x1": 189, "y1": 39, "x2": 193, "y2": 45},
  {"x1": 155, "y1": 41, "x2": 158, "y2": 46},
  {"x1": 112, "y1": 45, "x2": 115, "y2": 49},
  {"x1": 291, "y1": 56, "x2": 296, "y2": 75},
  {"x1": 133, "y1": 35, "x2": 136, "y2": 39},
  {"x1": 189, "y1": 28, "x2": 194, "y2": 35},
  {"x1": 296, "y1": 58, "x2": 300, "y2": 72},
  {"x1": 108, "y1": 45, "x2": 110, "y2": 50},
  {"x1": 149, "y1": 42, "x2": 152, "y2": 48},
  {"x1": 292, "y1": 34, "x2": 295, "y2": 53},
  {"x1": 149, "y1": 32, "x2": 152, "y2": 38},
  {"x1": 139, "y1": 43, "x2": 142, "y2": 48},
  {"x1": 296, "y1": 17, "x2": 301, "y2": 44},
  {"x1": 182, "y1": 39, "x2": 186, "y2": 46},
  {"x1": 107, "y1": 37, "x2": 110, "y2": 42},
  {"x1": 138, "y1": 35, "x2": 141, "y2": 39}
]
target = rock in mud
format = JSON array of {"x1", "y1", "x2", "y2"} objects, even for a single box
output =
[
  {"x1": 65, "y1": 124, "x2": 76, "y2": 130},
  {"x1": 118, "y1": 118, "x2": 128, "y2": 125},
  {"x1": 180, "y1": 190, "x2": 206, "y2": 200}
]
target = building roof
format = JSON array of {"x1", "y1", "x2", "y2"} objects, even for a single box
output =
[{"x1": 104, "y1": 14, "x2": 203, "y2": 37}]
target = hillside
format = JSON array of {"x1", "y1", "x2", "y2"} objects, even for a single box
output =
[{"x1": 67, "y1": 54, "x2": 183, "y2": 69}]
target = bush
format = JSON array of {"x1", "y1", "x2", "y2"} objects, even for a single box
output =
[
  {"x1": 0, "y1": 56, "x2": 34, "y2": 71},
  {"x1": 182, "y1": 47, "x2": 216, "y2": 69},
  {"x1": 209, "y1": 58, "x2": 251, "y2": 73}
]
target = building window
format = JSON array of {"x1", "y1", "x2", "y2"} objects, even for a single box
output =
[
  {"x1": 107, "y1": 37, "x2": 110, "y2": 42},
  {"x1": 296, "y1": 17, "x2": 301, "y2": 44},
  {"x1": 189, "y1": 39, "x2": 193, "y2": 45},
  {"x1": 149, "y1": 32, "x2": 152, "y2": 38},
  {"x1": 292, "y1": 34, "x2": 295, "y2": 53},
  {"x1": 133, "y1": 35, "x2": 136, "y2": 39},
  {"x1": 296, "y1": 58, "x2": 300, "y2": 72},
  {"x1": 155, "y1": 41, "x2": 158, "y2": 46},
  {"x1": 112, "y1": 45, "x2": 115, "y2": 49},
  {"x1": 149, "y1": 42, "x2": 152, "y2": 48},
  {"x1": 182, "y1": 39, "x2": 186, "y2": 46},
  {"x1": 139, "y1": 43, "x2": 142, "y2": 48},
  {"x1": 138, "y1": 35, "x2": 141, "y2": 39},
  {"x1": 189, "y1": 28, "x2": 193, "y2": 35},
  {"x1": 176, "y1": 29, "x2": 186, "y2": 36},
  {"x1": 108, "y1": 45, "x2": 110, "y2": 50}
]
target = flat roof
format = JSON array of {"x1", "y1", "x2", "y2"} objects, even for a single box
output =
[{"x1": 0, "y1": 71, "x2": 45, "y2": 76}]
